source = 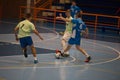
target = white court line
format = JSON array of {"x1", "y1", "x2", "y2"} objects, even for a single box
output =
[
  {"x1": 0, "y1": 39, "x2": 120, "y2": 69},
  {"x1": 85, "y1": 40, "x2": 120, "y2": 65},
  {"x1": 0, "y1": 41, "x2": 120, "y2": 69},
  {"x1": 0, "y1": 21, "x2": 120, "y2": 69},
  {"x1": 0, "y1": 33, "x2": 59, "y2": 44},
  {"x1": 0, "y1": 54, "x2": 76, "y2": 65}
]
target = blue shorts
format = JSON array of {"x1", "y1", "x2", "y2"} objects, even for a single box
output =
[
  {"x1": 68, "y1": 37, "x2": 81, "y2": 45},
  {"x1": 19, "y1": 36, "x2": 33, "y2": 48}
]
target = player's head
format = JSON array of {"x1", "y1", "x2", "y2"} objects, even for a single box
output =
[
  {"x1": 76, "y1": 12, "x2": 82, "y2": 18},
  {"x1": 71, "y1": 0, "x2": 76, "y2": 6},
  {"x1": 65, "y1": 10, "x2": 71, "y2": 17},
  {"x1": 25, "y1": 13, "x2": 32, "y2": 20}
]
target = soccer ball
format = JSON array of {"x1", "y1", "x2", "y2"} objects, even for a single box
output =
[{"x1": 55, "y1": 50, "x2": 61, "y2": 59}]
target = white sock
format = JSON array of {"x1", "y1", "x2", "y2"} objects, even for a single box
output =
[
  {"x1": 86, "y1": 55, "x2": 90, "y2": 57},
  {"x1": 34, "y1": 57, "x2": 37, "y2": 60}
]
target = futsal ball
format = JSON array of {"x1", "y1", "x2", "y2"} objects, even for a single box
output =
[{"x1": 55, "y1": 50, "x2": 61, "y2": 59}]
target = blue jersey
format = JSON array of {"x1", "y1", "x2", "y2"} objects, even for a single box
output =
[
  {"x1": 68, "y1": 18, "x2": 86, "y2": 45},
  {"x1": 70, "y1": 5, "x2": 81, "y2": 18}
]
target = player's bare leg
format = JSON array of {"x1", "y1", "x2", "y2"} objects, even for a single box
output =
[
  {"x1": 22, "y1": 47, "x2": 28, "y2": 58},
  {"x1": 30, "y1": 45, "x2": 38, "y2": 64},
  {"x1": 75, "y1": 45, "x2": 91, "y2": 62},
  {"x1": 61, "y1": 39, "x2": 66, "y2": 50},
  {"x1": 61, "y1": 39, "x2": 70, "y2": 57},
  {"x1": 61, "y1": 45, "x2": 72, "y2": 57}
]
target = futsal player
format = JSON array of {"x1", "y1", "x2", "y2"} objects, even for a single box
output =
[
  {"x1": 70, "y1": 0, "x2": 83, "y2": 18},
  {"x1": 14, "y1": 13, "x2": 43, "y2": 64},
  {"x1": 56, "y1": 12, "x2": 91, "y2": 62},
  {"x1": 57, "y1": 10, "x2": 73, "y2": 57}
]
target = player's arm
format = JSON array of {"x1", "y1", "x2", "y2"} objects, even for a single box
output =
[
  {"x1": 85, "y1": 27, "x2": 89, "y2": 38},
  {"x1": 33, "y1": 29, "x2": 43, "y2": 40},
  {"x1": 82, "y1": 27, "x2": 89, "y2": 38},
  {"x1": 76, "y1": 6, "x2": 83, "y2": 14},
  {"x1": 56, "y1": 16, "x2": 71, "y2": 22},
  {"x1": 85, "y1": 27, "x2": 89, "y2": 34},
  {"x1": 56, "y1": 13, "x2": 71, "y2": 22},
  {"x1": 14, "y1": 27, "x2": 19, "y2": 41},
  {"x1": 31, "y1": 23, "x2": 43, "y2": 40},
  {"x1": 61, "y1": 17, "x2": 71, "y2": 22}
]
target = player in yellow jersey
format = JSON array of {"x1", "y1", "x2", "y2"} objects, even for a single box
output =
[
  {"x1": 56, "y1": 12, "x2": 91, "y2": 62},
  {"x1": 57, "y1": 10, "x2": 73, "y2": 57},
  {"x1": 14, "y1": 13, "x2": 43, "y2": 64}
]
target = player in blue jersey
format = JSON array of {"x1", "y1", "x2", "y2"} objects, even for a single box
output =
[
  {"x1": 56, "y1": 12, "x2": 91, "y2": 62},
  {"x1": 70, "y1": 0, "x2": 82, "y2": 18}
]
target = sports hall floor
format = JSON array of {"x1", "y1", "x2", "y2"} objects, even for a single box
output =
[{"x1": 0, "y1": 19, "x2": 120, "y2": 80}]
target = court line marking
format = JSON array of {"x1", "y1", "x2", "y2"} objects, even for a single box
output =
[
  {"x1": 49, "y1": 26, "x2": 120, "y2": 39},
  {"x1": 0, "y1": 21, "x2": 120, "y2": 69},
  {"x1": 0, "y1": 41, "x2": 119, "y2": 69},
  {"x1": 0, "y1": 33, "x2": 59, "y2": 44},
  {"x1": 0, "y1": 20, "x2": 74, "y2": 66},
  {"x1": 0, "y1": 54, "x2": 76, "y2": 65},
  {"x1": 0, "y1": 41, "x2": 120, "y2": 68},
  {"x1": 0, "y1": 20, "x2": 119, "y2": 75},
  {"x1": 89, "y1": 67, "x2": 120, "y2": 75}
]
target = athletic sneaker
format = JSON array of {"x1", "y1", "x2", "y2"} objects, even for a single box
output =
[
  {"x1": 60, "y1": 52, "x2": 68, "y2": 57},
  {"x1": 23, "y1": 49, "x2": 28, "y2": 58},
  {"x1": 34, "y1": 60, "x2": 38, "y2": 64},
  {"x1": 63, "y1": 52, "x2": 70, "y2": 57},
  {"x1": 84, "y1": 56, "x2": 91, "y2": 62}
]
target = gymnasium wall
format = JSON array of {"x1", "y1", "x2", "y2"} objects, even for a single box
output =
[{"x1": 1, "y1": 0, "x2": 26, "y2": 19}]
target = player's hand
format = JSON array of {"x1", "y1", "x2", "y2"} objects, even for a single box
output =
[
  {"x1": 84, "y1": 33, "x2": 89, "y2": 39},
  {"x1": 15, "y1": 37, "x2": 19, "y2": 41},
  {"x1": 59, "y1": 13, "x2": 62, "y2": 17},
  {"x1": 81, "y1": 31, "x2": 88, "y2": 39},
  {"x1": 40, "y1": 37, "x2": 44, "y2": 40},
  {"x1": 56, "y1": 17, "x2": 61, "y2": 19}
]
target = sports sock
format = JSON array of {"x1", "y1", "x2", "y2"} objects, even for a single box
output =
[
  {"x1": 34, "y1": 57, "x2": 37, "y2": 60},
  {"x1": 86, "y1": 54, "x2": 90, "y2": 57}
]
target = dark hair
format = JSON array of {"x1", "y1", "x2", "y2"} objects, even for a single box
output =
[
  {"x1": 25, "y1": 13, "x2": 32, "y2": 19},
  {"x1": 66, "y1": 9, "x2": 71, "y2": 13},
  {"x1": 76, "y1": 12, "x2": 82, "y2": 18},
  {"x1": 71, "y1": 0, "x2": 76, "y2": 3}
]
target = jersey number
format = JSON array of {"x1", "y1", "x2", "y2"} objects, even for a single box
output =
[
  {"x1": 72, "y1": 29, "x2": 76, "y2": 38},
  {"x1": 20, "y1": 24, "x2": 25, "y2": 29}
]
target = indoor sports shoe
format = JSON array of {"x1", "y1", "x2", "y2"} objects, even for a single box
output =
[
  {"x1": 84, "y1": 56, "x2": 91, "y2": 63},
  {"x1": 34, "y1": 60, "x2": 38, "y2": 64},
  {"x1": 23, "y1": 49, "x2": 28, "y2": 58},
  {"x1": 63, "y1": 52, "x2": 70, "y2": 57}
]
